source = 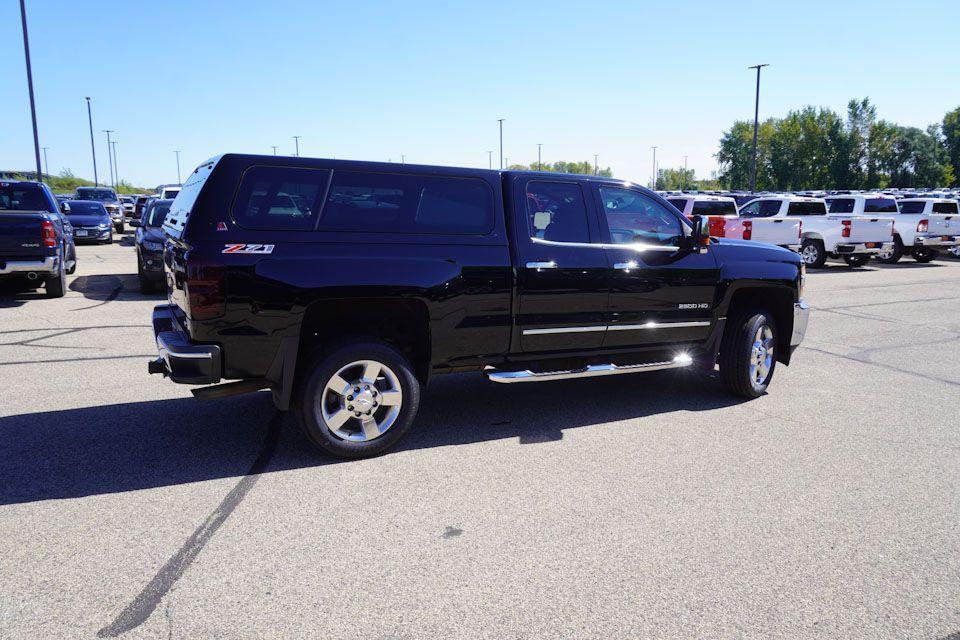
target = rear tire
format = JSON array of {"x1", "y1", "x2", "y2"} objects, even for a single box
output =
[
  {"x1": 912, "y1": 247, "x2": 939, "y2": 263},
  {"x1": 294, "y1": 341, "x2": 421, "y2": 459},
  {"x1": 876, "y1": 236, "x2": 903, "y2": 264},
  {"x1": 800, "y1": 239, "x2": 827, "y2": 268},
  {"x1": 949, "y1": 246, "x2": 960, "y2": 258},
  {"x1": 719, "y1": 309, "x2": 777, "y2": 399},
  {"x1": 843, "y1": 254, "x2": 870, "y2": 268},
  {"x1": 45, "y1": 262, "x2": 67, "y2": 298}
]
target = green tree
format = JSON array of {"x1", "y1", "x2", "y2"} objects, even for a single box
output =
[
  {"x1": 943, "y1": 106, "x2": 960, "y2": 186},
  {"x1": 655, "y1": 167, "x2": 696, "y2": 190},
  {"x1": 509, "y1": 160, "x2": 613, "y2": 177},
  {"x1": 716, "y1": 119, "x2": 775, "y2": 190}
]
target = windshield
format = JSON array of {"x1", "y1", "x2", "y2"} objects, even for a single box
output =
[
  {"x1": 899, "y1": 201, "x2": 925, "y2": 214},
  {"x1": 76, "y1": 188, "x2": 118, "y2": 202},
  {"x1": 65, "y1": 201, "x2": 106, "y2": 215},
  {"x1": 692, "y1": 200, "x2": 737, "y2": 215},
  {"x1": 146, "y1": 203, "x2": 172, "y2": 226},
  {"x1": 0, "y1": 183, "x2": 50, "y2": 211},
  {"x1": 865, "y1": 198, "x2": 898, "y2": 213}
]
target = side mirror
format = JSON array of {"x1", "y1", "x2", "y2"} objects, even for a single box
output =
[
  {"x1": 60, "y1": 201, "x2": 70, "y2": 213},
  {"x1": 129, "y1": 218, "x2": 142, "y2": 227},
  {"x1": 682, "y1": 215, "x2": 709, "y2": 251}
]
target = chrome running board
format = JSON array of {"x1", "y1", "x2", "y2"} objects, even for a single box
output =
[{"x1": 485, "y1": 354, "x2": 693, "y2": 384}]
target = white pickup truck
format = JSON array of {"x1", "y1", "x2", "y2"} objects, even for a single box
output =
[
  {"x1": 826, "y1": 195, "x2": 959, "y2": 263},
  {"x1": 667, "y1": 195, "x2": 801, "y2": 251},
  {"x1": 741, "y1": 195, "x2": 894, "y2": 268}
]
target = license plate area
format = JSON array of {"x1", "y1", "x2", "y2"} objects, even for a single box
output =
[{"x1": 76, "y1": 230, "x2": 88, "y2": 237}]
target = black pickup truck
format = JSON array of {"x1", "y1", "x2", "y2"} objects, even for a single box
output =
[
  {"x1": 149, "y1": 154, "x2": 809, "y2": 458},
  {"x1": 0, "y1": 180, "x2": 76, "y2": 297}
]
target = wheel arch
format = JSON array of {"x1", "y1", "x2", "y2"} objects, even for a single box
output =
[{"x1": 720, "y1": 284, "x2": 796, "y2": 366}]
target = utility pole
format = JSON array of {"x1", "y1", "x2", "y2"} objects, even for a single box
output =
[
  {"x1": 537, "y1": 143, "x2": 542, "y2": 171},
  {"x1": 504, "y1": 157, "x2": 509, "y2": 169},
  {"x1": 497, "y1": 119, "x2": 504, "y2": 169},
  {"x1": 271, "y1": 146, "x2": 278, "y2": 155},
  {"x1": 594, "y1": 154, "x2": 599, "y2": 176},
  {"x1": 293, "y1": 136, "x2": 301, "y2": 157},
  {"x1": 19, "y1": 0, "x2": 43, "y2": 182},
  {"x1": 86, "y1": 97, "x2": 98, "y2": 186},
  {"x1": 682, "y1": 155, "x2": 688, "y2": 191},
  {"x1": 111, "y1": 141, "x2": 119, "y2": 189},
  {"x1": 103, "y1": 130, "x2": 115, "y2": 189},
  {"x1": 748, "y1": 64, "x2": 769, "y2": 193},
  {"x1": 487, "y1": 151, "x2": 492, "y2": 169},
  {"x1": 174, "y1": 150, "x2": 182, "y2": 185},
  {"x1": 400, "y1": 155, "x2": 405, "y2": 164},
  {"x1": 651, "y1": 146, "x2": 658, "y2": 189},
  {"x1": 42, "y1": 146, "x2": 49, "y2": 179}
]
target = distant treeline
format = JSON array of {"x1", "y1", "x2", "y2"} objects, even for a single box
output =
[
  {"x1": 716, "y1": 99, "x2": 960, "y2": 190},
  {"x1": 11, "y1": 169, "x2": 151, "y2": 194}
]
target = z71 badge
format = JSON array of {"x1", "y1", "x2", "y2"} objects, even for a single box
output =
[{"x1": 222, "y1": 243, "x2": 275, "y2": 254}]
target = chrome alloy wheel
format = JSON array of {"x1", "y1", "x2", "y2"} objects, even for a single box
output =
[
  {"x1": 877, "y1": 245, "x2": 895, "y2": 260},
  {"x1": 749, "y1": 324, "x2": 775, "y2": 385},
  {"x1": 316, "y1": 360, "x2": 403, "y2": 442},
  {"x1": 800, "y1": 244, "x2": 820, "y2": 264}
]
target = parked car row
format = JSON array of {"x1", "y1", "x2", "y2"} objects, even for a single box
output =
[{"x1": 659, "y1": 191, "x2": 959, "y2": 267}]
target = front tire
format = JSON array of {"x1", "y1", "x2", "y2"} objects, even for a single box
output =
[
  {"x1": 800, "y1": 239, "x2": 827, "y2": 268},
  {"x1": 912, "y1": 247, "x2": 939, "y2": 263},
  {"x1": 294, "y1": 341, "x2": 421, "y2": 459},
  {"x1": 843, "y1": 254, "x2": 870, "y2": 268},
  {"x1": 719, "y1": 309, "x2": 777, "y2": 398}
]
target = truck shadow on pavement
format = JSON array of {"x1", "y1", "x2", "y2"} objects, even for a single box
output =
[{"x1": 0, "y1": 371, "x2": 746, "y2": 506}]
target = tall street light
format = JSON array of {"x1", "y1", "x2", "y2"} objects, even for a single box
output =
[
  {"x1": 271, "y1": 146, "x2": 278, "y2": 155},
  {"x1": 497, "y1": 119, "x2": 504, "y2": 169},
  {"x1": 748, "y1": 64, "x2": 770, "y2": 193},
  {"x1": 174, "y1": 150, "x2": 182, "y2": 185},
  {"x1": 85, "y1": 97, "x2": 98, "y2": 186},
  {"x1": 651, "y1": 146, "x2": 658, "y2": 189},
  {"x1": 111, "y1": 141, "x2": 119, "y2": 189},
  {"x1": 400, "y1": 155, "x2": 405, "y2": 164},
  {"x1": 293, "y1": 136, "x2": 301, "y2": 157},
  {"x1": 19, "y1": 0, "x2": 42, "y2": 182},
  {"x1": 487, "y1": 151, "x2": 492, "y2": 169},
  {"x1": 42, "y1": 146, "x2": 49, "y2": 179},
  {"x1": 537, "y1": 143, "x2": 542, "y2": 171},
  {"x1": 102, "y1": 130, "x2": 115, "y2": 189},
  {"x1": 594, "y1": 154, "x2": 599, "y2": 176},
  {"x1": 682, "y1": 155, "x2": 688, "y2": 191}
]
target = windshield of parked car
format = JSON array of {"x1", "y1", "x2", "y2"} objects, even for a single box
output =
[
  {"x1": 0, "y1": 183, "x2": 50, "y2": 211},
  {"x1": 76, "y1": 188, "x2": 118, "y2": 202},
  {"x1": 146, "y1": 202, "x2": 172, "y2": 226},
  {"x1": 65, "y1": 201, "x2": 107, "y2": 215},
  {"x1": 691, "y1": 200, "x2": 737, "y2": 215},
  {"x1": 898, "y1": 201, "x2": 925, "y2": 214},
  {"x1": 864, "y1": 198, "x2": 898, "y2": 213}
]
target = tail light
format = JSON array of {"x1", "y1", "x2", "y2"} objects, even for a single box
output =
[
  {"x1": 41, "y1": 220, "x2": 57, "y2": 248},
  {"x1": 185, "y1": 260, "x2": 225, "y2": 320},
  {"x1": 916, "y1": 219, "x2": 928, "y2": 233},
  {"x1": 742, "y1": 220, "x2": 752, "y2": 240},
  {"x1": 709, "y1": 217, "x2": 726, "y2": 238},
  {"x1": 841, "y1": 219, "x2": 851, "y2": 238},
  {"x1": 798, "y1": 220, "x2": 803, "y2": 239}
]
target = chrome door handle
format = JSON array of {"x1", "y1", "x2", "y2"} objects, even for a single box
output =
[
  {"x1": 526, "y1": 261, "x2": 557, "y2": 269},
  {"x1": 613, "y1": 261, "x2": 638, "y2": 270}
]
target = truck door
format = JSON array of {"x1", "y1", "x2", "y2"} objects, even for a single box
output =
[
  {"x1": 510, "y1": 177, "x2": 608, "y2": 353},
  {"x1": 591, "y1": 184, "x2": 720, "y2": 349}
]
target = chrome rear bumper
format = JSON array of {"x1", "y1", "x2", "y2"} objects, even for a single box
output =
[{"x1": 0, "y1": 256, "x2": 58, "y2": 275}]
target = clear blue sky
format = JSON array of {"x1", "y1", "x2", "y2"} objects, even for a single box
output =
[{"x1": 2, "y1": 0, "x2": 958, "y2": 188}]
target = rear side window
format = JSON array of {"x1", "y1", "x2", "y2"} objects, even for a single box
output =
[
  {"x1": 319, "y1": 172, "x2": 493, "y2": 235},
  {"x1": 826, "y1": 198, "x2": 855, "y2": 214},
  {"x1": 526, "y1": 181, "x2": 590, "y2": 243},
  {"x1": 232, "y1": 166, "x2": 329, "y2": 230},
  {"x1": 933, "y1": 202, "x2": 959, "y2": 214},
  {"x1": 666, "y1": 198, "x2": 687, "y2": 213},
  {"x1": 692, "y1": 200, "x2": 737, "y2": 215},
  {"x1": 898, "y1": 201, "x2": 925, "y2": 214},
  {"x1": 787, "y1": 201, "x2": 827, "y2": 215},
  {"x1": 865, "y1": 198, "x2": 898, "y2": 213}
]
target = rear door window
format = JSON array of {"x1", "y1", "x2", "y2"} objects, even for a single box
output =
[
  {"x1": 932, "y1": 201, "x2": 959, "y2": 214},
  {"x1": 526, "y1": 181, "x2": 591, "y2": 243},
  {"x1": 864, "y1": 198, "x2": 898, "y2": 213},
  {"x1": 319, "y1": 172, "x2": 493, "y2": 235},
  {"x1": 787, "y1": 201, "x2": 827, "y2": 215},
  {"x1": 231, "y1": 166, "x2": 329, "y2": 231},
  {"x1": 826, "y1": 198, "x2": 855, "y2": 214}
]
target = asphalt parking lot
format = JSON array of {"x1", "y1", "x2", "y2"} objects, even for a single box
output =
[{"x1": 2, "y1": 237, "x2": 959, "y2": 639}]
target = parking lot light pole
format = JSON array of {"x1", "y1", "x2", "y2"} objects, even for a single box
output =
[
  {"x1": 748, "y1": 64, "x2": 769, "y2": 193},
  {"x1": 174, "y1": 150, "x2": 181, "y2": 185},
  {"x1": 271, "y1": 146, "x2": 278, "y2": 155},
  {"x1": 111, "y1": 141, "x2": 118, "y2": 189},
  {"x1": 86, "y1": 97, "x2": 98, "y2": 186},
  {"x1": 497, "y1": 119, "x2": 504, "y2": 170},
  {"x1": 594, "y1": 154, "x2": 598, "y2": 175},
  {"x1": 42, "y1": 146, "x2": 49, "y2": 179},
  {"x1": 293, "y1": 136, "x2": 301, "y2": 157},
  {"x1": 682, "y1": 155, "x2": 688, "y2": 190},
  {"x1": 537, "y1": 143, "x2": 542, "y2": 171},
  {"x1": 651, "y1": 146, "x2": 658, "y2": 189},
  {"x1": 19, "y1": 0, "x2": 43, "y2": 182},
  {"x1": 487, "y1": 151, "x2": 492, "y2": 169},
  {"x1": 102, "y1": 130, "x2": 115, "y2": 190}
]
